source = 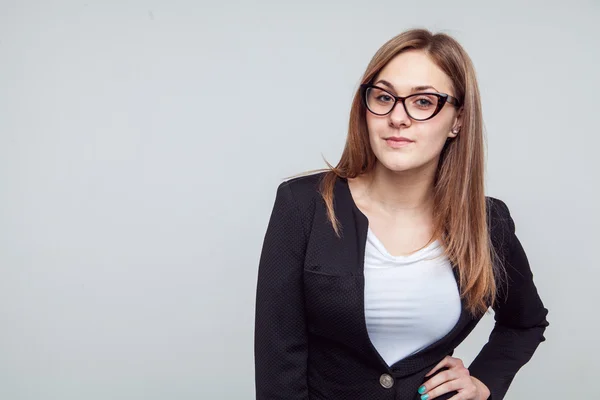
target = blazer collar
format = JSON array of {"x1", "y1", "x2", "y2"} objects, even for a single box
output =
[{"x1": 333, "y1": 175, "x2": 474, "y2": 377}]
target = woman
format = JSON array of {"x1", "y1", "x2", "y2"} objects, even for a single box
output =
[{"x1": 254, "y1": 29, "x2": 549, "y2": 400}]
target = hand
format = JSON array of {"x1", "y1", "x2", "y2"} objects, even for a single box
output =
[{"x1": 417, "y1": 356, "x2": 491, "y2": 400}]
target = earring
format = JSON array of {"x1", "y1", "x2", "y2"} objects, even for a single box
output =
[{"x1": 452, "y1": 128, "x2": 460, "y2": 134}]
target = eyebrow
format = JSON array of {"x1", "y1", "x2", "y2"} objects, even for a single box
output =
[{"x1": 374, "y1": 79, "x2": 439, "y2": 93}]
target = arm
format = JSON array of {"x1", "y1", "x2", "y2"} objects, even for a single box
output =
[
  {"x1": 254, "y1": 182, "x2": 309, "y2": 399},
  {"x1": 468, "y1": 199, "x2": 550, "y2": 400}
]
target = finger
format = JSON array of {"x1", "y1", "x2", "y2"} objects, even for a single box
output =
[
  {"x1": 421, "y1": 363, "x2": 471, "y2": 398},
  {"x1": 425, "y1": 378, "x2": 475, "y2": 400},
  {"x1": 423, "y1": 379, "x2": 460, "y2": 400},
  {"x1": 425, "y1": 356, "x2": 450, "y2": 377},
  {"x1": 425, "y1": 356, "x2": 461, "y2": 377},
  {"x1": 421, "y1": 369, "x2": 457, "y2": 393}
]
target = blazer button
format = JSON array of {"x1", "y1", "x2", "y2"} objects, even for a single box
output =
[{"x1": 379, "y1": 373, "x2": 394, "y2": 389}]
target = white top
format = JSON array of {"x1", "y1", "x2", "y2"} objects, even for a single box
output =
[{"x1": 364, "y1": 227, "x2": 462, "y2": 367}]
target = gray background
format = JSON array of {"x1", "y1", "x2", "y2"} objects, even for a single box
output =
[{"x1": 1, "y1": 0, "x2": 598, "y2": 399}]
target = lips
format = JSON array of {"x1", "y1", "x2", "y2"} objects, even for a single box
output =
[
  {"x1": 384, "y1": 137, "x2": 414, "y2": 148},
  {"x1": 385, "y1": 137, "x2": 413, "y2": 142}
]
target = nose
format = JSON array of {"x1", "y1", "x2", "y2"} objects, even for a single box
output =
[{"x1": 388, "y1": 100, "x2": 411, "y2": 128}]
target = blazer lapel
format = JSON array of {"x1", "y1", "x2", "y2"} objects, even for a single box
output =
[{"x1": 335, "y1": 176, "x2": 474, "y2": 377}]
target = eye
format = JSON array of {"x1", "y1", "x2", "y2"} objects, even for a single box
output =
[
  {"x1": 367, "y1": 87, "x2": 395, "y2": 104},
  {"x1": 410, "y1": 95, "x2": 438, "y2": 109},
  {"x1": 376, "y1": 94, "x2": 394, "y2": 103}
]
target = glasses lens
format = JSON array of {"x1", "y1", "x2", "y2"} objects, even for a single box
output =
[
  {"x1": 405, "y1": 93, "x2": 440, "y2": 120},
  {"x1": 365, "y1": 87, "x2": 396, "y2": 115},
  {"x1": 365, "y1": 87, "x2": 442, "y2": 120}
]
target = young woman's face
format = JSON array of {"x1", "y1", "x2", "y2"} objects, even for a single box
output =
[{"x1": 366, "y1": 50, "x2": 461, "y2": 174}]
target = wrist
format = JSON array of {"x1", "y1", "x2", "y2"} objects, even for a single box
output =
[{"x1": 471, "y1": 376, "x2": 490, "y2": 400}]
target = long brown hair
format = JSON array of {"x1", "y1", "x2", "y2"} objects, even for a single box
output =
[{"x1": 293, "y1": 29, "x2": 501, "y2": 316}]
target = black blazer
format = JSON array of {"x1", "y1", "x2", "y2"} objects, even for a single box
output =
[{"x1": 254, "y1": 172, "x2": 549, "y2": 400}]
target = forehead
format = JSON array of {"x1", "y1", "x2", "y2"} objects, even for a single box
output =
[{"x1": 375, "y1": 50, "x2": 454, "y2": 94}]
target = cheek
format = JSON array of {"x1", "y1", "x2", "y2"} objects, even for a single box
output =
[
  {"x1": 365, "y1": 114, "x2": 380, "y2": 136},
  {"x1": 366, "y1": 120, "x2": 451, "y2": 169},
  {"x1": 414, "y1": 115, "x2": 454, "y2": 146},
  {"x1": 415, "y1": 126, "x2": 452, "y2": 159},
  {"x1": 366, "y1": 115, "x2": 449, "y2": 148},
  {"x1": 366, "y1": 114, "x2": 388, "y2": 146},
  {"x1": 424, "y1": 124, "x2": 452, "y2": 146}
]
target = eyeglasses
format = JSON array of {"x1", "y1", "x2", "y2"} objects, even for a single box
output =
[{"x1": 360, "y1": 84, "x2": 461, "y2": 121}]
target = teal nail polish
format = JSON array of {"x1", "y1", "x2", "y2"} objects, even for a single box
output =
[
  {"x1": 418, "y1": 385, "x2": 426, "y2": 394},
  {"x1": 421, "y1": 395, "x2": 429, "y2": 400}
]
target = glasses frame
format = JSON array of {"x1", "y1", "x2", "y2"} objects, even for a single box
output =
[{"x1": 360, "y1": 83, "x2": 462, "y2": 121}]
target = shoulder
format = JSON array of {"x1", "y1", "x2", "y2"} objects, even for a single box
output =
[
  {"x1": 485, "y1": 195, "x2": 517, "y2": 256},
  {"x1": 270, "y1": 171, "x2": 328, "y2": 231},
  {"x1": 277, "y1": 170, "x2": 327, "y2": 207},
  {"x1": 485, "y1": 196, "x2": 515, "y2": 230}
]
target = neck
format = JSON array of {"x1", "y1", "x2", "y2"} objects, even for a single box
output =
[{"x1": 362, "y1": 160, "x2": 438, "y2": 215}]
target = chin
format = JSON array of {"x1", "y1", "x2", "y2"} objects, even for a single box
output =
[{"x1": 377, "y1": 157, "x2": 415, "y2": 173}]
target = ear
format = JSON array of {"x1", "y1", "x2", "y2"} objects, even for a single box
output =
[{"x1": 448, "y1": 108, "x2": 463, "y2": 139}]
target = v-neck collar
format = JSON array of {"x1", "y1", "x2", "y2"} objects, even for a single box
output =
[
  {"x1": 336, "y1": 174, "x2": 472, "y2": 376},
  {"x1": 367, "y1": 225, "x2": 442, "y2": 263}
]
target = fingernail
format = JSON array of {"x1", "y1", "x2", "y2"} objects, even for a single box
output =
[
  {"x1": 418, "y1": 385, "x2": 426, "y2": 394},
  {"x1": 421, "y1": 395, "x2": 429, "y2": 400}
]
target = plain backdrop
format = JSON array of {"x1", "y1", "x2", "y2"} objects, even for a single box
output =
[{"x1": 1, "y1": 1, "x2": 598, "y2": 399}]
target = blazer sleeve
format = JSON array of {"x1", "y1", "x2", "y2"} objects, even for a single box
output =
[
  {"x1": 468, "y1": 198, "x2": 549, "y2": 400},
  {"x1": 254, "y1": 181, "x2": 309, "y2": 399}
]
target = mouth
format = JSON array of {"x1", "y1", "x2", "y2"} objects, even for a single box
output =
[{"x1": 384, "y1": 137, "x2": 414, "y2": 148}]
